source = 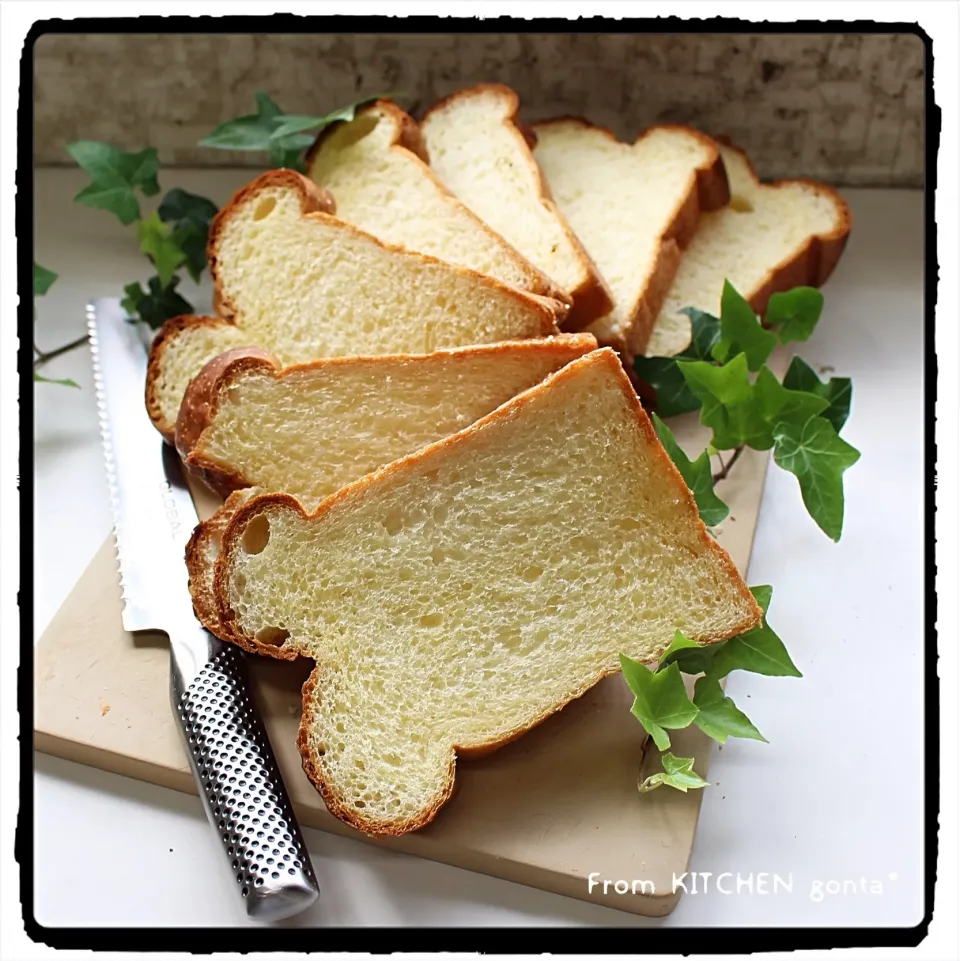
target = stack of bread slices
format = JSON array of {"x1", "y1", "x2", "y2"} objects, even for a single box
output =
[{"x1": 149, "y1": 84, "x2": 851, "y2": 837}]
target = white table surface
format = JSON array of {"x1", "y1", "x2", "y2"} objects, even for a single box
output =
[{"x1": 32, "y1": 169, "x2": 926, "y2": 928}]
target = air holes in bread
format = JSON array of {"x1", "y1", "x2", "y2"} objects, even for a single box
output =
[
  {"x1": 382, "y1": 509, "x2": 405, "y2": 536},
  {"x1": 241, "y1": 514, "x2": 271, "y2": 555},
  {"x1": 419, "y1": 612, "x2": 444, "y2": 628},
  {"x1": 339, "y1": 111, "x2": 380, "y2": 147},
  {"x1": 252, "y1": 197, "x2": 277, "y2": 221},
  {"x1": 729, "y1": 196, "x2": 754, "y2": 213},
  {"x1": 255, "y1": 626, "x2": 290, "y2": 647}
]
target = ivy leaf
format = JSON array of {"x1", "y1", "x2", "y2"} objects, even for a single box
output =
[
  {"x1": 783, "y1": 356, "x2": 853, "y2": 433},
  {"x1": 158, "y1": 189, "x2": 218, "y2": 282},
  {"x1": 766, "y1": 287, "x2": 824, "y2": 344},
  {"x1": 66, "y1": 141, "x2": 160, "y2": 225},
  {"x1": 679, "y1": 354, "x2": 772, "y2": 450},
  {"x1": 712, "y1": 280, "x2": 778, "y2": 371},
  {"x1": 630, "y1": 357, "x2": 700, "y2": 417},
  {"x1": 620, "y1": 655, "x2": 699, "y2": 751},
  {"x1": 200, "y1": 91, "x2": 287, "y2": 151},
  {"x1": 773, "y1": 416, "x2": 861, "y2": 541},
  {"x1": 753, "y1": 364, "x2": 829, "y2": 428},
  {"x1": 268, "y1": 140, "x2": 312, "y2": 171},
  {"x1": 121, "y1": 275, "x2": 194, "y2": 330},
  {"x1": 633, "y1": 307, "x2": 720, "y2": 416},
  {"x1": 659, "y1": 629, "x2": 701, "y2": 662},
  {"x1": 708, "y1": 586, "x2": 803, "y2": 679},
  {"x1": 34, "y1": 263, "x2": 57, "y2": 297},
  {"x1": 652, "y1": 414, "x2": 729, "y2": 526},
  {"x1": 158, "y1": 188, "x2": 218, "y2": 230},
  {"x1": 692, "y1": 675, "x2": 767, "y2": 743},
  {"x1": 34, "y1": 371, "x2": 79, "y2": 388},
  {"x1": 679, "y1": 307, "x2": 723, "y2": 360},
  {"x1": 640, "y1": 753, "x2": 711, "y2": 793},
  {"x1": 137, "y1": 211, "x2": 186, "y2": 287},
  {"x1": 658, "y1": 629, "x2": 718, "y2": 675}
]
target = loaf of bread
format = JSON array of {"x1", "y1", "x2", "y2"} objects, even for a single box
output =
[
  {"x1": 200, "y1": 348, "x2": 761, "y2": 835},
  {"x1": 532, "y1": 120, "x2": 729, "y2": 357},
  {"x1": 420, "y1": 84, "x2": 614, "y2": 329},
  {"x1": 144, "y1": 170, "x2": 566, "y2": 440},
  {"x1": 644, "y1": 142, "x2": 851, "y2": 357},
  {"x1": 179, "y1": 335, "x2": 597, "y2": 631},
  {"x1": 306, "y1": 99, "x2": 567, "y2": 302}
]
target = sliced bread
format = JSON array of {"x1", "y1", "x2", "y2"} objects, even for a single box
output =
[
  {"x1": 532, "y1": 120, "x2": 729, "y2": 356},
  {"x1": 306, "y1": 100, "x2": 568, "y2": 302},
  {"x1": 644, "y1": 142, "x2": 852, "y2": 357},
  {"x1": 180, "y1": 334, "x2": 596, "y2": 632},
  {"x1": 144, "y1": 170, "x2": 566, "y2": 440},
  {"x1": 203, "y1": 348, "x2": 762, "y2": 835},
  {"x1": 420, "y1": 84, "x2": 614, "y2": 329}
]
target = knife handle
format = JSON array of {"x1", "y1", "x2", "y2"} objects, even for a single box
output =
[{"x1": 169, "y1": 635, "x2": 320, "y2": 922}]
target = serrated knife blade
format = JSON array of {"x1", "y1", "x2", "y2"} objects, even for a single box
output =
[
  {"x1": 88, "y1": 298, "x2": 319, "y2": 922},
  {"x1": 88, "y1": 299, "x2": 200, "y2": 637}
]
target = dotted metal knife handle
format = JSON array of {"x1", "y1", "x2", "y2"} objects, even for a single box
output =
[{"x1": 173, "y1": 642, "x2": 319, "y2": 921}]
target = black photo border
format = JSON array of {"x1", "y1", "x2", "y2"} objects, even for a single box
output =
[{"x1": 17, "y1": 13, "x2": 939, "y2": 954}]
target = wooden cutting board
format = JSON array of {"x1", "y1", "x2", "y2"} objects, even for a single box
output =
[{"x1": 34, "y1": 411, "x2": 771, "y2": 918}]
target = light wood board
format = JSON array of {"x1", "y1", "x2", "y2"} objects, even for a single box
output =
[{"x1": 34, "y1": 409, "x2": 771, "y2": 918}]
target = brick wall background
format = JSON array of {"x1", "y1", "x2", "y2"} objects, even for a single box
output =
[{"x1": 32, "y1": 31, "x2": 926, "y2": 186}]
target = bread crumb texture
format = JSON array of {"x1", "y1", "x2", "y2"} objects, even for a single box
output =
[
  {"x1": 199, "y1": 339, "x2": 594, "y2": 511},
  {"x1": 219, "y1": 351, "x2": 758, "y2": 832}
]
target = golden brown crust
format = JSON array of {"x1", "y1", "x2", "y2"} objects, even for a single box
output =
[
  {"x1": 296, "y1": 664, "x2": 458, "y2": 836},
  {"x1": 422, "y1": 85, "x2": 614, "y2": 329},
  {"x1": 175, "y1": 347, "x2": 279, "y2": 462},
  {"x1": 209, "y1": 348, "x2": 762, "y2": 836},
  {"x1": 144, "y1": 314, "x2": 240, "y2": 442},
  {"x1": 531, "y1": 118, "x2": 731, "y2": 357},
  {"x1": 207, "y1": 170, "x2": 337, "y2": 324},
  {"x1": 184, "y1": 489, "x2": 267, "y2": 638},
  {"x1": 306, "y1": 99, "x2": 571, "y2": 306}
]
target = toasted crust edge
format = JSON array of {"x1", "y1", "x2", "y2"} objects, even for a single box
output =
[
  {"x1": 421, "y1": 84, "x2": 615, "y2": 330},
  {"x1": 144, "y1": 314, "x2": 240, "y2": 442},
  {"x1": 207, "y1": 169, "x2": 338, "y2": 324},
  {"x1": 209, "y1": 348, "x2": 762, "y2": 835},
  {"x1": 184, "y1": 488, "x2": 273, "y2": 641},
  {"x1": 305, "y1": 99, "x2": 573, "y2": 306},
  {"x1": 532, "y1": 118, "x2": 731, "y2": 357}
]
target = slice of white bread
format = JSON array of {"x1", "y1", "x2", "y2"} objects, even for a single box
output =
[
  {"x1": 306, "y1": 100, "x2": 568, "y2": 302},
  {"x1": 202, "y1": 349, "x2": 762, "y2": 835},
  {"x1": 179, "y1": 334, "x2": 597, "y2": 631},
  {"x1": 420, "y1": 84, "x2": 614, "y2": 329},
  {"x1": 144, "y1": 170, "x2": 566, "y2": 440},
  {"x1": 532, "y1": 120, "x2": 730, "y2": 357},
  {"x1": 644, "y1": 142, "x2": 852, "y2": 357},
  {"x1": 186, "y1": 487, "x2": 263, "y2": 634}
]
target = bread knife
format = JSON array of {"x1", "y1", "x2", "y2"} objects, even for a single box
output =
[{"x1": 88, "y1": 298, "x2": 319, "y2": 922}]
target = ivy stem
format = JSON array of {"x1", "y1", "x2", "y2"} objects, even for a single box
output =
[
  {"x1": 713, "y1": 445, "x2": 745, "y2": 483},
  {"x1": 34, "y1": 334, "x2": 89, "y2": 370}
]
